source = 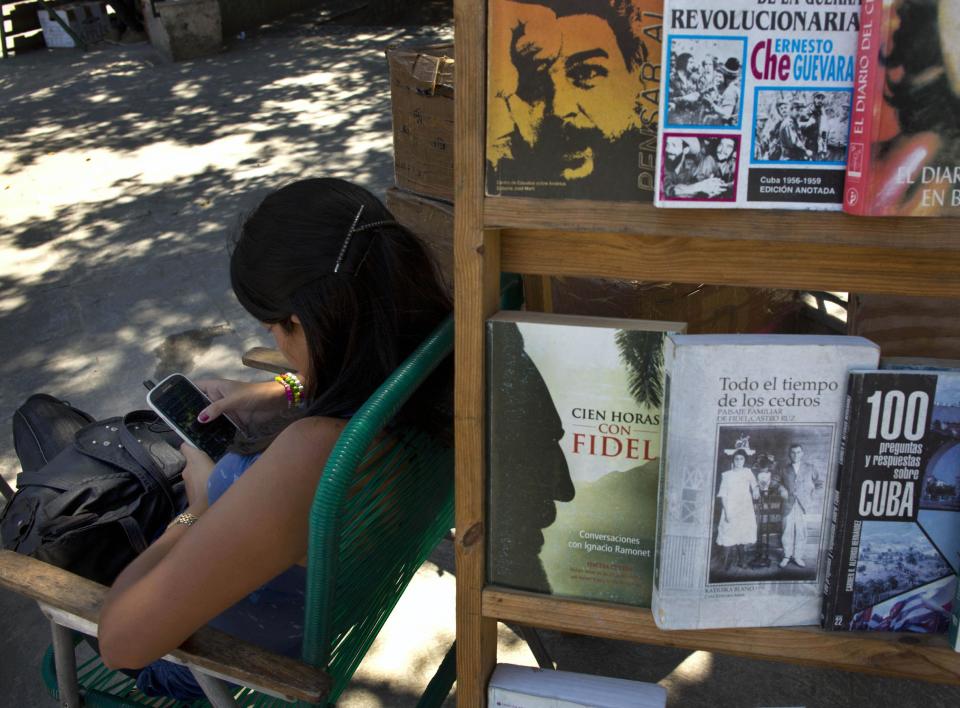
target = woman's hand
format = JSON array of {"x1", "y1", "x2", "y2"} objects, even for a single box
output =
[
  {"x1": 181, "y1": 443, "x2": 215, "y2": 514},
  {"x1": 196, "y1": 378, "x2": 288, "y2": 431}
]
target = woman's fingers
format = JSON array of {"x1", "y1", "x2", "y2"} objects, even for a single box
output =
[{"x1": 198, "y1": 399, "x2": 226, "y2": 423}]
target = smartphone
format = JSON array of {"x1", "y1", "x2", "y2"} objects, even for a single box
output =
[{"x1": 146, "y1": 373, "x2": 239, "y2": 462}]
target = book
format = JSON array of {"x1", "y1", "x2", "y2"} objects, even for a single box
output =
[
  {"x1": 950, "y1": 574, "x2": 960, "y2": 650},
  {"x1": 652, "y1": 334, "x2": 879, "y2": 629},
  {"x1": 882, "y1": 357, "x2": 960, "y2": 372},
  {"x1": 485, "y1": 0, "x2": 663, "y2": 201},
  {"x1": 844, "y1": 0, "x2": 960, "y2": 216},
  {"x1": 653, "y1": 0, "x2": 860, "y2": 210},
  {"x1": 486, "y1": 312, "x2": 683, "y2": 606},
  {"x1": 488, "y1": 663, "x2": 667, "y2": 708},
  {"x1": 821, "y1": 370, "x2": 960, "y2": 632}
]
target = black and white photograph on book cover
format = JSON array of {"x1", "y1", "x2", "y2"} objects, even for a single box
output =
[
  {"x1": 664, "y1": 36, "x2": 747, "y2": 129},
  {"x1": 751, "y1": 87, "x2": 853, "y2": 164},
  {"x1": 659, "y1": 134, "x2": 740, "y2": 202},
  {"x1": 708, "y1": 424, "x2": 834, "y2": 584}
]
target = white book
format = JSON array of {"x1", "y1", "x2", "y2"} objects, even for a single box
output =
[
  {"x1": 488, "y1": 663, "x2": 667, "y2": 708},
  {"x1": 653, "y1": 334, "x2": 879, "y2": 629},
  {"x1": 654, "y1": 0, "x2": 860, "y2": 210}
]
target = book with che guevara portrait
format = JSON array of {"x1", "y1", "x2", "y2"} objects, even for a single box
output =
[
  {"x1": 486, "y1": 311, "x2": 683, "y2": 606},
  {"x1": 486, "y1": 0, "x2": 663, "y2": 201}
]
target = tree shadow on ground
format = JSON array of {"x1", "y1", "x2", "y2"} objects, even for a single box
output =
[{"x1": 0, "y1": 10, "x2": 451, "y2": 494}]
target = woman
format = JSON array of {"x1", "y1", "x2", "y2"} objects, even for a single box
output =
[
  {"x1": 97, "y1": 178, "x2": 451, "y2": 699},
  {"x1": 716, "y1": 449, "x2": 759, "y2": 570}
]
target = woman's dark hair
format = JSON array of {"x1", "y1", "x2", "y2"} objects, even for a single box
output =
[{"x1": 230, "y1": 178, "x2": 451, "y2": 447}]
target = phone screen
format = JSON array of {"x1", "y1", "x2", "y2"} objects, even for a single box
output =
[{"x1": 150, "y1": 375, "x2": 237, "y2": 461}]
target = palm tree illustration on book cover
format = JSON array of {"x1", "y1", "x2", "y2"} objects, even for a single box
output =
[{"x1": 487, "y1": 314, "x2": 682, "y2": 606}]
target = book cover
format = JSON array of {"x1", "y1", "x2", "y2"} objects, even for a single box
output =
[
  {"x1": 488, "y1": 663, "x2": 667, "y2": 708},
  {"x1": 844, "y1": 0, "x2": 960, "y2": 216},
  {"x1": 654, "y1": 0, "x2": 860, "y2": 210},
  {"x1": 652, "y1": 334, "x2": 879, "y2": 629},
  {"x1": 950, "y1": 576, "x2": 960, "y2": 649},
  {"x1": 486, "y1": 0, "x2": 663, "y2": 201},
  {"x1": 822, "y1": 371, "x2": 960, "y2": 632},
  {"x1": 486, "y1": 312, "x2": 683, "y2": 606}
]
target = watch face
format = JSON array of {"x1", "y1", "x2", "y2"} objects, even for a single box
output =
[{"x1": 152, "y1": 376, "x2": 236, "y2": 461}]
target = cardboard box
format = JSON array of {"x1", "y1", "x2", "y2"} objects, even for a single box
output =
[
  {"x1": 849, "y1": 294, "x2": 960, "y2": 359},
  {"x1": 39, "y1": 2, "x2": 109, "y2": 48},
  {"x1": 386, "y1": 44, "x2": 454, "y2": 203},
  {"x1": 385, "y1": 187, "x2": 453, "y2": 293}
]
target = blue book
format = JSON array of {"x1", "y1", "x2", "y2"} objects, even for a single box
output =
[{"x1": 822, "y1": 370, "x2": 960, "y2": 633}]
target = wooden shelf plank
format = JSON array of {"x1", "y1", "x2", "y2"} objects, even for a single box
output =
[
  {"x1": 483, "y1": 587, "x2": 960, "y2": 685},
  {"x1": 500, "y1": 229, "x2": 960, "y2": 298},
  {"x1": 485, "y1": 198, "x2": 960, "y2": 251}
]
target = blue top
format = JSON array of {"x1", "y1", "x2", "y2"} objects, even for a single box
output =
[
  {"x1": 135, "y1": 452, "x2": 306, "y2": 701},
  {"x1": 204, "y1": 452, "x2": 307, "y2": 657}
]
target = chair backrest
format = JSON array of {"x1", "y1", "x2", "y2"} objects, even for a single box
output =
[{"x1": 300, "y1": 315, "x2": 454, "y2": 703}]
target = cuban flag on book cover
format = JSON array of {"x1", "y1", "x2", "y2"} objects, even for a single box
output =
[{"x1": 851, "y1": 580, "x2": 953, "y2": 633}]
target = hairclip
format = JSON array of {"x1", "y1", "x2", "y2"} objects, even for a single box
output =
[
  {"x1": 333, "y1": 204, "x2": 365, "y2": 274},
  {"x1": 333, "y1": 207, "x2": 402, "y2": 276},
  {"x1": 352, "y1": 220, "x2": 400, "y2": 273},
  {"x1": 353, "y1": 220, "x2": 396, "y2": 233}
]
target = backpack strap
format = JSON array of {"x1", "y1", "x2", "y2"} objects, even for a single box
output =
[
  {"x1": 117, "y1": 515, "x2": 149, "y2": 554},
  {"x1": 118, "y1": 411, "x2": 180, "y2": 515}
]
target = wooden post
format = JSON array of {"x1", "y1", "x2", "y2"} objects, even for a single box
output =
[{"x1": 454, "y1": 0, "x2": 498, "y2": 705}]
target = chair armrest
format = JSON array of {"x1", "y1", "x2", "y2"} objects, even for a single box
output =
[
  {"x1": 241, "y1": 347, "x2": 295, "y2": 374},
  {"x1": 0, "y1": 551, "x2": 330, "y2": 703}
]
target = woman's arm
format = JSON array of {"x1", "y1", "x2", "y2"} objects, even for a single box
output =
[{"x1": 98, "y1": 416, "x2": 346, "y2": 670}]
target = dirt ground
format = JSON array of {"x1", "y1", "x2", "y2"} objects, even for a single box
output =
[{"x1": 1, "y1": 3, "x2": 959, "y2": 707}]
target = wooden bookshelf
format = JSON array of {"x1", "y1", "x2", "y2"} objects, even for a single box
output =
[
  {"x1": 483, "y1": 587, "x2": 960, "y2": 684},
  {"x1": 452, "y1": 1, "x2": 960, "y2": 705}
]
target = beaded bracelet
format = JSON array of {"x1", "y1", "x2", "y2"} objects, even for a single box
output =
[{"x1": 274, "y1": 372, "x2": 303, "y2": 408}]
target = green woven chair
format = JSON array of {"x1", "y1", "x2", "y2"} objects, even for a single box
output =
[{"x1": 0, "y1": 315, "x2": 455, "y2": 707}]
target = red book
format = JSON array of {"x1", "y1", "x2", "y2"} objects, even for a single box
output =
[{"x1": 844, "y1": 0, "x2": 960, "y2": 216}]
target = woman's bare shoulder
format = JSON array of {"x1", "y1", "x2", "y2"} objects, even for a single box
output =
[{"x1": 269, "y1": 416, "x2": 349, "y2": 458}]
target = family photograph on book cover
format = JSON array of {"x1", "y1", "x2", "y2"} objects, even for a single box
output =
[
  {"x1": 485, "y1": 0, "x2": 663, "y2": 201},
  {"x1": 708, "y1": 423, "x2": 834, "y2": 585},
  {"x1": 751, "y1": 87, "x2": 852, "y2": 165},
  {"x1": 664, "y1": 35, "x2": 747, "y2": 129},
  {"x1": 659, "y1": 133, "x2": 740, "y2": 202}
]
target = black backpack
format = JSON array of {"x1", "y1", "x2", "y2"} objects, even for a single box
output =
[{"x1": 1, "y1": 394, "x2": 187, "y2": 585}]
